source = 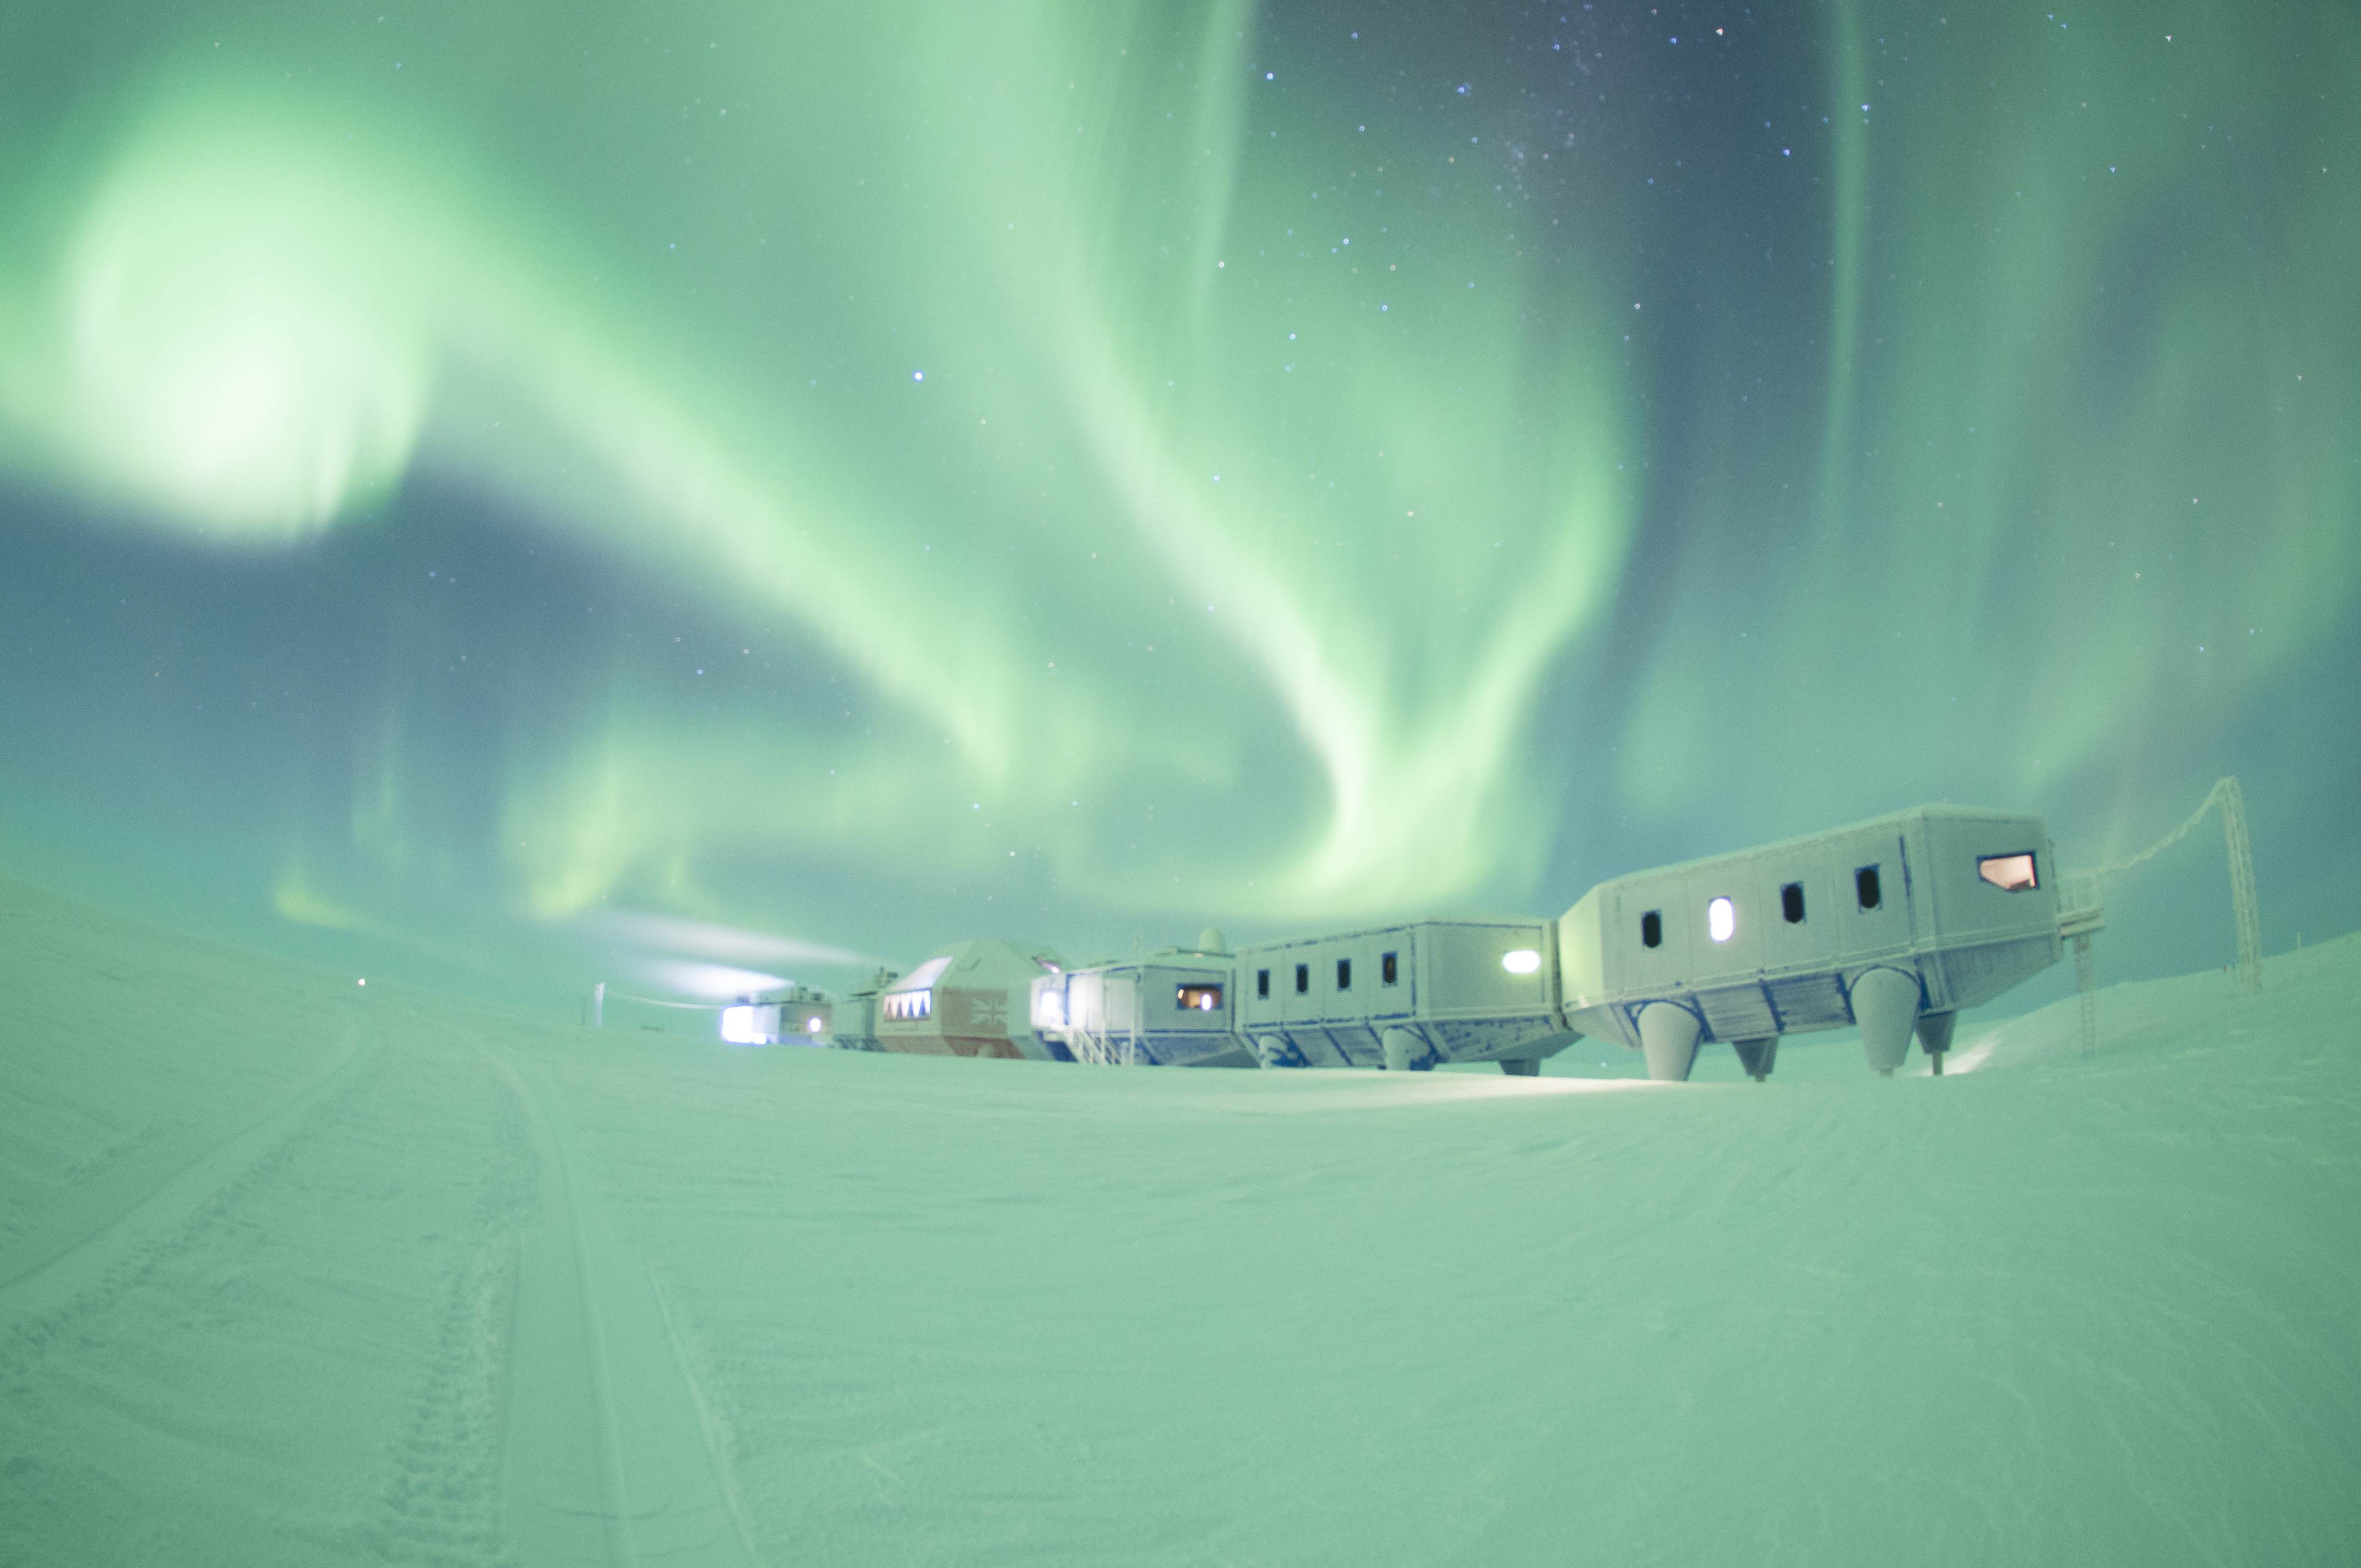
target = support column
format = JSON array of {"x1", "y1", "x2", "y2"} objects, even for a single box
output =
[
  {"x1": 1730, "y1": 1036, "x2": 1780, "y2": 1082},
  {"x1": 1914, "y1": 1011, "x2": 1956, "y2": 1076},
  {"x1": 1849, "y1": 967, "x2": 1920, "y2": 1076},
  {"x1": 1497, "y1": 1058, "x2": 1541, "y2": 1077},
  {"x1": 1636, "y1": 1004, "x2": 1702, "y2": 1082},
  {"x1": 1381, "y1": 1028, "x2": 1424, "y2": 1072}
]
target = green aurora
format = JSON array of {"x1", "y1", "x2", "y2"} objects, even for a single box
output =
[{"x1": 0, "y1": 2, "x2": 2354, "y2": 1005}]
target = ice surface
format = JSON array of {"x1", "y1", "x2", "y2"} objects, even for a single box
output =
[{"x1": 2, "y1": 878, "x2": 2357, "y2": 1565}]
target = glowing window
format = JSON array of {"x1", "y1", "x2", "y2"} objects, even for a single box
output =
[
  {"x1": 1977, "y1": 852, "x2": 2039, "y2": 891},
  {"x1": 1381, "y1": 951, "x2": 1399, "y2": 985},
  {"x1": 1782, "y1": 882, "x2": 1806, "y2": 923},
  {"x1": 1177, "y1": 983, "x2": 1223, "y2": 1012},
  {"x1": 1033, "y1": 988, "x2": 1065, "y2": 1028},
  {"x1": 1640, "y1": 911, "x2": 1662, "y2": 948},
  {"x1": 1707, "y1": 897, "x2": 1736, "y2": 943},
  {"x1": 1856, "y1": 865, "x2": 1883, "y2": 910},
  {"x1": 1294, "y1": 963, "x2": 1309, "y2": 994},
  {"x1": 1258, "y1": 968, "x2": 1270, "y2": 998},
  {"x1": 1502, "y1": 948, "x2": 1541, "y2": 974},
  {"x1": 1336, "y1": 958, "x2": 1352, "y2": 990},
  {"x1": 806, "y1": 1015, "x2": 825, "y2": 1033}
]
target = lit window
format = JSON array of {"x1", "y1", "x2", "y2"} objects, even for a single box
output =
[
  {"x1": 1336, "y1": 958, "x2": 1352, "y2": 990},
  {"x1": 1382, "y1": 951, "x2": 1399, "y2": 984},
  {"x1": 1707, "y1": 897, "x2": 1735, "y2": 943},
  {"x1": 1177, "y1": 983, "x2": 1223, "y2": 1011},
  {"x1": 1977, "y1": 852, "x2": 2039, "y2": 891},
  {"x1": 1258, "y1": 968, "x2": 1270, "y2": 998},
  {"x1": 1033, "y1": 988, "x2": 1065, "y2": 1028},
  {"x1": 1781, "y1": 882, "x2": 1805, "y2": 923},
  {"x1": 1856, "y1": 865, "x2": 1882, "y2": 910},
  {"x1": 1294, "y1": 963, "x2": 1309, "y2": 994},
  {"x1": 807, "y1": 1015, "x2": 824, "y2": 1033},
  {"x1": 1641, "y1": 910, "x2": 1662, "y2": 948},
  {"x1": 1502, "y1": 948, "x2": 1541, "y2": 974}
]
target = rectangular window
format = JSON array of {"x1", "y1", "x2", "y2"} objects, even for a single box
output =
[
  {"x1": 1856, "y1": 865, "x2": 1883, "y2": 910},
  {"x1": 1336, "y1": 957, "x2": 1352, "y2": 990},
  {"x1": 1294, "y1": 963, "x2": 1309, "y2": 994},
  {"x1": 1381, "y1": 951, "x2": 1399, "y2": 985},
  {"x1": 1781, "y1": 882, "x2": 1806, "y2": 923},
  {"x1": 1977, "y1": 852, "x2": 2038, "y2": 891},
  {"x1": 1641, "y1": 910, "x2": 1662, "y2": 948},
  {"x1": 1257, "y1": 968, "x2": 1270, "y2": 999},
  {"x1": 1177, "y1": 983, "x2": 1224, "y2": 1012}
]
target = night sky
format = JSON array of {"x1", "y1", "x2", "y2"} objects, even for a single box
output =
[{"x1": 1, "y1": 2, "x2": 2354, "y2": 1012}]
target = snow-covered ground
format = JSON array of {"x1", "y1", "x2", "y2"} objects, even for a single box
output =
[{"x1": 3, "y1": 878, "x2": 2355, "y2": 1566}]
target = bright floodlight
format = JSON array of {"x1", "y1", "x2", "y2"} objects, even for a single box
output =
[
  {"x1": 1502, "y1": 948, "x2": 1541, "y2": 974},
  {"x1": 806, "y1": 1015, "x2": 824, "y2": 1034},
  {"x1": 720, "y1": 1005, "x2": 764, "y2": 1044},
  {"x1": 1707, "y1": 896, "x2": 1735, "y2": 943}
]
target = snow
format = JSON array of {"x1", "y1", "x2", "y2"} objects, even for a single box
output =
[{"x1": 3, "y1": 878, "x2": 2357, "y2": 1564}]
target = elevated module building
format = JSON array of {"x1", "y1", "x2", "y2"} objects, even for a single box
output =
[
  {"x1": 849, "y1": 802, "x2": 2070, "y2": 1081},
  {"x1": 1557, "y1": 805, "x2": 2061, "y2": 1078}
]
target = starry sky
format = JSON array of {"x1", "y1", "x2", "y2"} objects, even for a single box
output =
[{"x1": 1, "y1": 2, "x2": 2354, "y2": 1012}]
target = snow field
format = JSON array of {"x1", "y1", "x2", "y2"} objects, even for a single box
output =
[{"x1": 2, "y1": 879, "x2": 2356, "y2": 1565}]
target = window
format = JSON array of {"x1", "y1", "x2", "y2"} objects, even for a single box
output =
[
  {"x1": 1781, "y1": 882, "x2": 1806, "y2": 923},
  {"x1": 1707, "y1": 896, "x2": 1736, "y2": 943},
  {"x1": 1977, "y1": 852, "x2": 2039, "y2": 891},
  {"x1": 1257, "y1": 968, "x2": 1270, "y2": 999},
  {"x1": 1294, "y1": 963, "x2": 1309, "y2": 994},
  {"x1": 1502, "y1": 949, "x2": 1541, "y2": 974},
  {"x1": 1856, "y1": 865, "x2": 1882, "y2": 910},
  {"x1": 1640, "y1": 910, "x2": 1662, "y2": 948},
  {"x1": 1381, "y1": 951, "x2": 1399, "y2": 985},
  {"x1": 1336, "y1": 957, "x2": 1352, "y2": 990},
  {"x1": 884, "y1": 990, "x2": 932, "y2": 1022},
  {"x1": 1177, "y1": 983, "x2": 1223, "y2": 1012}
]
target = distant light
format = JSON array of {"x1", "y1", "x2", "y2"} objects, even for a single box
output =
[
  {"x1": 721, "y1": 1005, "x2": 764, "y2": 1044},
  {"x1": 807, "y1": 1015, "x2": 824, "y2": 1033},
  {"x1": 1502, "y1": 949, "x2": 1541, "y2": 975},
  {"x1": 356, "y1": 977, "x2": 366, "y2": 987},
  {"x1": 912, "y1": 370, "x2": 924, "y2": 381},
  {"x1": 1708, "y1": 897, "x2": 1736, "y2": 943}
]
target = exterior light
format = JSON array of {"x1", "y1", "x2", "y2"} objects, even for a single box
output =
[{"x1": 1502, "y1": 949, "x2": 1541, "y2": 974}]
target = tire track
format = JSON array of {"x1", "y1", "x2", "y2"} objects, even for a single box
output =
[
  {"x1": 0, "y1": 1018, "x2": 379, "y2": 1342},
  {"x1": 483, "y1": 1047, "x2": 759, "y2": 1567},
  {"x1": 365, "y1": 1051, "x2": 539, "y2": 1568}
]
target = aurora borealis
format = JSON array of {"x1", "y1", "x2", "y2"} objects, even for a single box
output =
[{"x1": 1, "y1": 2, "x2": 2354, "y2": 1008}]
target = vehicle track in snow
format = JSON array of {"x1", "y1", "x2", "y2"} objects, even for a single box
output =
[
  {"x1": 363, "y1": 1048, "x2": 540, "y2": 1568},
  {"x1": 482, "y1": 1046, "x2": 761, "y2": 1567},
  {"x1": 0, "y1": 1018, "x2": 381, "y2": 1352}
]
